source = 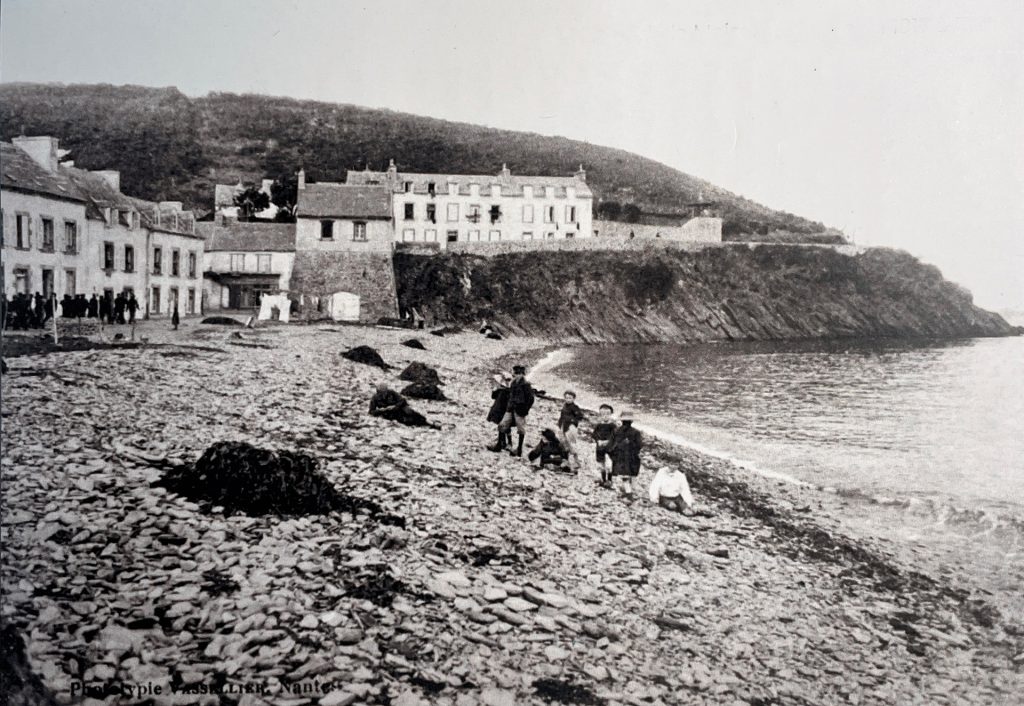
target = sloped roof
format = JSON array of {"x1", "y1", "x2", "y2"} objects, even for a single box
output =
[
  {"x1": 196, "y1": 221, "x2": 296, "y2": 252},
  {"x1": 2, "y1": 141, "x2": 199, "y2": 237},
  {"x1": 346, "y1": 169, "x2": 593, "y2": 198},
  {"x1": 297, "y1": 184, "x2": 392, "y2": 219},
  {"x1": 0, "y1": 143, "x2": 84, "y2": 202}
]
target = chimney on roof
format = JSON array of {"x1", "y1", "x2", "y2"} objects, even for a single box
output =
[
  {"x1": 297, "y1": 168, "x2": 306, "y2": 190},
  {"x1": 387, "y1": 159, "x2": 398, "y2": 177},
  {"x1": 93, "y1": 170, "x2": 121, "y2": 192},
  {"x1": 499, "y1": 163, "x2": 511, "y2": 178},
  {"x1": 13, "y1": 136, "x2": 60, "y2": 173},
  {"x1": 575, "y1": 164, "x2": 587, "y2": 182}
]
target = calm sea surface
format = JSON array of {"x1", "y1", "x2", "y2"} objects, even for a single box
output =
[{"x1": 550, "y1": 332, "x2": 1024, "y2": 605}]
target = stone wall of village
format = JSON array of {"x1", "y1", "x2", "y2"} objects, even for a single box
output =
[{"x1": 289, "y1": 251, "x2": 399, "y2": 323}]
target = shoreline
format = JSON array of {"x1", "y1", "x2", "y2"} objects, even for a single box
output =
[{"x1": 1, "y1": 322, "x2": 1022, "y2": 704}]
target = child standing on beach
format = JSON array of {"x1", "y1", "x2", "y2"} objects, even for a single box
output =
[
  {"x1": 606, "y1": 411, "x2": 643, "y2": 498},
  {"x1": 591, "y1": 404, "x2": 617, "y2": 487},
  {"x1": 557, "y1": 390, "x2": 585, "y2": 473}
]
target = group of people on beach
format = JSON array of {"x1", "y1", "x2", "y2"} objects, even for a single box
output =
[
  {"x1": 2, "y1": 291, "x2": 140, "y2": 330},
  {"x1": 486, "y1": 364, "x2": 694, "y2": 511}
]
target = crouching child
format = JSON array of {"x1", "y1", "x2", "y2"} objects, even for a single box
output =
[
  {"x1": 528, "y1": 428, "x2": 569, "y2": 470},
  {"x1": 648, "y1": 466, "x2": 695, "y2": 513}
]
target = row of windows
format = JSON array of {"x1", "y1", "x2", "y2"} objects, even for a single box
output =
[
  {"x1": 150, "y1": 286, "x2": 197, "y2": 315},
  {"x1": 101, "y1": 243, "x2": 198, "y2": 278},
  {"x1": 400, "y1": 181, "x2": 572, "y2": 200},
  {"x1": 400, "y1": 229, "x2": 571, "y2": 243},
  {"x1": 7, "y1": 266, "x2": 197, "y2": 315},
  {"x1": 3, "y1": 212, "x2": 80, "y2": 254},
  {"x1": 228, "y1": 253, "x2": 273, "y2": 273},
  {"x1": 402, "y1": 202, "x2": 576, "y2": 225},
  {"x1": 320, "y1": 221, "x2": 368, "y2": 241}
]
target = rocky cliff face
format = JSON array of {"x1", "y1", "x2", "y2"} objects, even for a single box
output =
[{"x1": 394, "y1": 246, "x2": 1017, "y2": 343}]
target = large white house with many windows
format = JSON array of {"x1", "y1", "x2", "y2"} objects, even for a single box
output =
[{"x1": 344, "y1": 161, "x2": 593, "y2": 249}]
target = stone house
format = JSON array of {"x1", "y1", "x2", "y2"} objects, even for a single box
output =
[{"x1": 291, "y1": 173, "x2": 398, "y2": 322}]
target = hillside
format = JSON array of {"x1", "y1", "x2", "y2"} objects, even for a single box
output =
[
  {"x1": 394, "y1": 245, "x2": 1017, "y2": 343},
  {"x1": 0, "y1": 82, "x2": 829, "y2": 236}
]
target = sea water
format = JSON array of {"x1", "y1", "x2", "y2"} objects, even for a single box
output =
[{"x1": 541, "y1": 332, "x2": 1024, "y2": 609}]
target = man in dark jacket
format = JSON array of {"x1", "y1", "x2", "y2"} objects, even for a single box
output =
[
  {"x1": 126, "y1": 293, "x2": 139, "y2": 323},
  {"x1": 607, "y1": 411, "x2": 643, "y2": 498},
  {"x1": 113, "y1": 293, "x2": 126, "y2": 324},
  {"x1": 87, "y1": 294, "x2": 99, "y2": 319},
  {"x1": 486, "y1": 373, "x2": 512, "y2": 452},
  {"x1": 499, "y1": 365, "x2": 535, "y2": 457}
]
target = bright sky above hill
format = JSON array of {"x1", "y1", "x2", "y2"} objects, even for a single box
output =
[{"x1": 2, "y1": 0, "x2": 1021, "y2": 309}]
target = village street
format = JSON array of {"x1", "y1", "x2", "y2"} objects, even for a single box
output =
[{"x1": 1, "y1": 321, "x2": 1021, "y2": 706}]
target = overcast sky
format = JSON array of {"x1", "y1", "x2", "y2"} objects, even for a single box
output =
[{"x1": 2, "y1": 0, "x2": 1021, "y2": 309}]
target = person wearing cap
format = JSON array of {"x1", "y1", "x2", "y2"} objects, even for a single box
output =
[
  {"x1": 486, "y1": 372, "x2": 513, "y2": 452},
  {"x1": 556, "y1": 390, "x2": 585, "y2": 473},
  {"x1": 649, "y1": 466, "x2": 695, "y2": 513},
  {"x1": 606, "y1": 411, "x2": 643, "y2": 498},
  {"x1": 499, "y1": 364, "x2": 535, "y2": 457}
]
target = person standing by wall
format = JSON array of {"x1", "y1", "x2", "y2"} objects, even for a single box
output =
[{"x1": 126, "y1": 292, "x2": 139, "y2": 324}]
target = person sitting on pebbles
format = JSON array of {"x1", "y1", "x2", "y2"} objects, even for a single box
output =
[
  {"x1": 369, "y1": 383, "x2": 440, "y2": 429},
  {"x1": 606, "y1": 411, "x2": 643, "y2": 498},
  {"x1": 648, "y1": 466, "x2": 695, "y2": 514},
  {"x1": 527, "y1": 428, "x2": 570, "y2": 470}
]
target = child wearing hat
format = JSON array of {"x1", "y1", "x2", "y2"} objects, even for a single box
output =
[
  {"x1": 486, "y1": 372, "x2": 513, "y2": 452},
  {"x1": 606, "y1": 411, "x2": 643, "y2": 498}
]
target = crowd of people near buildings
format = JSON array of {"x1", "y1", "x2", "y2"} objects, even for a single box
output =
[{"x1": 2, "y1": 291, "x2": 142, "y2": 330}]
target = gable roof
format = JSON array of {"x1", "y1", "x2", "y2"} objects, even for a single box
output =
[
  {"x1": 196, "y1": 221, "x2": 296, "y2": 252},
  {"x1": 2, "y1": 141, "x2": 199, "y2": 237},
  {"x1": 0, "y1": 143, "x2": 85, "y2": 202},
  {"x1": 346, "y1": 169, "x2": 593, "y2": 198},
  {"x1": 297, "y1": 184, "x2": 391, "y2": 219}
]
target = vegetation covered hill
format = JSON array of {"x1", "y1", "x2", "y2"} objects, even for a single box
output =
[
  {"x1": 0, "y1": 82, "x2": 832, "y2": 236},
  {"x1": 395, "y1": 246, "x2": 1017, "y2": 343}
]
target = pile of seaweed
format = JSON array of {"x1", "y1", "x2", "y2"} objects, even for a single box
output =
[{"x1": 158, "y1": 441, "x2": 372, "y2": 517}]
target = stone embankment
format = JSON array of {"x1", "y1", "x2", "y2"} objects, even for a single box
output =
[
  {"x1": 1, "y1": 323, "x2": 1022, "y2": 705},
  {"x1": 394, "y1": 246, "x2": 1019, "y2": 343}
]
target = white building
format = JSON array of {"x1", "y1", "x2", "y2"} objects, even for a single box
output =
[
  {"x1": 197, "y1": 221, "x2": 296, "y2": 310},
  {"x1": 1, "y1": 136, "x2": 204, "y2": 317},
  {"x1": 345, "y1": 161, "x2": 593, "y2": 249}
]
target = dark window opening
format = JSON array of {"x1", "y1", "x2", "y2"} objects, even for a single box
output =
[{"x1": 321, "y1": 220, "x2": 334, "y2": 240}]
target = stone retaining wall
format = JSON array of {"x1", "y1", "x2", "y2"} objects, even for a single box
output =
[{"x1": 289, "y1": 251, "x2": 399, "y2": 323}]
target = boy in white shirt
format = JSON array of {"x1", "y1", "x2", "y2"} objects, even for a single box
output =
[{"x1": 648, "y1": 466, "x2": 695, "y2": 513}]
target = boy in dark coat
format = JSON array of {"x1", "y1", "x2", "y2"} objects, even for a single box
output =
[
  {"x1": 591, "y1": 403, "x2": 617, "y2": 487},
  {"x1": 498, "y1": 365, "x2": 535, "y2": 457},
  {"x1": 607, "y1": 411, "x2": 643, "y2": 498},
  {"x1": 486, "y1": 373, "x2": 512, "y2": 452},
  {"x1": 126, "y1": 293, "x2": 139, "y2": 323},
  {"x1": 556, "y1": 390, "x2": 585, "y2": 472}
]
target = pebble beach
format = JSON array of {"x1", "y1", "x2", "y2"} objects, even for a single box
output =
[{"x1": 1, "y1": 320, "x2": 1022, "y2": 706}]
